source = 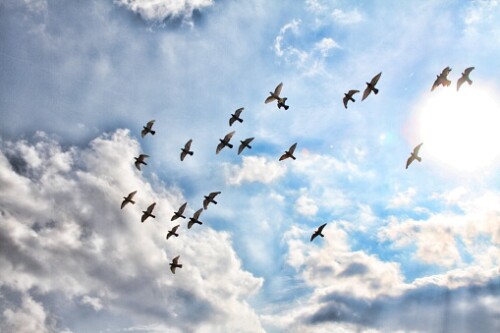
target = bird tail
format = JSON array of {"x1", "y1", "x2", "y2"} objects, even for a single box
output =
[
  {"x1": 178, "y1": 264, "x2": 183, "y2": 268},
  {"x1": 291, "y1": 155, "x2": 296, "y2": 160},
  {"x1": 284, "y1": 105, "x2": 289, "y2": 110},
  {"x1": 416, "y1": 157, "x2": 422, "y2": 162},
  {"x1": 373, "y1": 87, "x2": 379, "y2": 94},
  {"x1": 350, "y1": 97, "x2": 355, "y2": 102},
  {"x1": 188, "y1": 151, "x2": 193, "y2": 156},
  {"x1": 151, "y1": 130, "x2": 156, "y2": 135},
  {"x1": 227, "y1": 143, "x2": 233, "y2": 149},
  {"x1": 238, "y1": 119, "x2": 243, "y2": 123},
  {"x1": 213, "y1": 200, "x2": 218, "y2": 205},
  {"x1": 174, "y1": 233, "x2": 179, "y2": 237},
  {"x1": 247, "y1": 145, "x2": 252, "y2": 149},
  {"x1": 130, "y1": 199, "x2": 135, "y2": 204},
  {"x1": 151, "y1": 214, "x2": 156, "y2": 218}
]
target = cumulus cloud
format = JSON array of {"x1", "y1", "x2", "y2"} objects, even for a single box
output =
[
  {"x1": 114, "y1": 0, "x2": 215, "y2": 22},
  {"x1": 295, "y1": 194, "x2": 318, "y2": 216},
  {"x1": 224, "y1": 156, "x2": 287, "y2": 185},
  {"x1": 386, "y1": 187, "x2": 417, "y2": 208}
]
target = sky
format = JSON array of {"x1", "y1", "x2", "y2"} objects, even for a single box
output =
[{"x1": 0, "y1": 0, "x2": 500, "y2": 332}]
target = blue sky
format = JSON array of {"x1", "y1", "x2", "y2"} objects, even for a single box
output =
[{"x1": 1, "y1": 0, "x2": 499, "y2": 332}]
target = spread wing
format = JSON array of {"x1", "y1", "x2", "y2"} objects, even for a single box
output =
[
  {"x1": 184, "y1": 139, "x2": 192, "y2": 150},
  {"x1": 180, "y1": 150, "x2": 187, "y2": 161},
  {"x1": 134, "y1": 160, "x2": 142, "y2": 170},
  {"x1": 171, "y1": 225, "x2": 180, "y2": 233},
  {"x1": 209, "y1": 191, "x2": 220, "y2": 200},
  {"x1": 234, "y1": 108, "x2": 244, "y2": 117},
  {"x1": 193, "y1": 208, "x2": 203, "y2": 220},
  {"x1": 147, "y1": 202, "x2": 156, "y2": 214},
  {"x1": 120, "y1": 199, "x2": 128, "y2": 209},
  {"x1": 406, "y1": 155, "x2": 414, "y2": 169},
  {"x1": 370, "y1": 72, "x2": 382, "y2": 86},
  {"x1": 431, "y1": 76, "x2": 441, "y2": 91},
  {"x1": 274, "y1": 82, "x2": 283, "y2": 96},
  {"x1": 362, "y1": 85, "x2": 371, "y2": 101},
  {"x1": 349, "y1": 89, "x2": 360, "y2": 96},
  {"x1": 413, "y1": 142, "x2": 423, "y2": 155},
  {"x1": 464, "y1": 67, "x2": 474, "y2": 76},
  {"x1": 229, "y1": 116, "x2": 236, "y2": 126},
  {"x1": 279, "y1": 152, "x2": 288, "y2": 161},
  {"x1": 146, "y1": 120, "x2": 155, "y2": 128},
  {"x1": 224, "y1": 131, "x2": 236, "y2": 142},
  {"x1": 141, "y1": 128, "x2": 147, "y2": 138},
  {"x1": 216, "y1": 142, "x2": 224, "y2": 154},
  {"x1": 177, "y1": 202, "x2": 187, "y2": 215},
  {"x1": 288, "y1": 143, "x2": 297, "y2": 155},
  {"x1": 265, "y1": 95, "x2": 276, "y2": 104},
  {"x1": 128, "y1": 190, "x2": 137, "y2": 200},
  {"x1": 310, "y1": 232, "x2": 318, "y2": 242},
  {"x1": 317, "y1": 223, "x2": 327, "y2": 233},
  {"x1": 342, "y1": 95, "x2": 349, "y2": 108},
  {"x1": 457, "y1": 76, "x2": 466, "y2": 91}
]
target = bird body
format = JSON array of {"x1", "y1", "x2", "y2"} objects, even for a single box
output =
[
  {"x1": 134, "y1": 154, "x2": 149, "y2": 170},
  {"x1": 238, "y1": 137, "x2": 254, "y2": 155},
  {"x1": 121, "y1": 190, "x2": 137, "y2": 209},
  {"x1": 457, "y1": 67, "x2": 475, "y2": 91},
  {"x1": 166, "y1": 225, "x2": 180, "y2": 240},
  {"x1": 406, "y1": 143, "x2": 423, "y2": 169},
  {"x1": 216, "y1": 131, "x2": 235, "y2": 154},
  {"x1": 343, "y1": 90, "x2": 360, "y2": 108},
  {"x1": 180, "y1": 139, "x2": 194, "y2": 161},
  {"x1": 141, "y1": 202, "x2": 156, "y2": 222},
  {"x1": 279, "y1": 143, "x2": 297, "y2": 161},
  {"x1": 265, "y1": 82, "x2": 289, "y2": 110},
  {"x1": 141, "y1": 120, "x2": 156, "y2": 137},
  {"x1": 362, "y1": 72, "x2": 382, "y2": 101},
  {"x1": 203, "y1": 191, "x2": 221, "y2": 210},
  {"x1": 188, "y1": 208, "x2": 203, "y2": 229},
  {"x1": 311, "y1": 223, "x2": 327, "y2": 242},
  {"x1": 170, "y1": 255, "x2": 182, "y2": 274},
  {"x1": 171, "y1": 202, "x2": 187, "y2": 221},
  {"x1": 229, "y1": 108, "x2": 244, "y2": 126},
  {"x1": 431, "y1": 67, "x2": 452, "y2": 91}
]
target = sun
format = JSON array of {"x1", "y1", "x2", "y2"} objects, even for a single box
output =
[{"x1": 415, "y1": 84, "x2": 500, "y2": 173}]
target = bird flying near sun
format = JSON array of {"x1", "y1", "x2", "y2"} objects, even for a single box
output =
[
  {"x1": 457, "y1": 67, "x2": 475, "y2": 91},
  {"x1": 431, "y1": 66, "x2": 452, "y2": 91},
  {"x1": 406, "y1": 143, "x2": 423, "y2": 169}
]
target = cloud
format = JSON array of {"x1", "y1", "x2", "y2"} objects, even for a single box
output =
[
  {"x1": 295, "y1": 194, "x2": 319, "y2": 216},
  {"x1": 1, "y1": 293, "x2": 52, "y2": 333},
  {"x1": 386, "y1": 187, "x2": 417, "y2": 208},
  {"x1": 114, "y1": 0, "x2": 215, "y2": 22},
  {"x1": 314, "y1": 37, "x2": 340, "y2": 57},
  {"x1": 331, "y1": 8, "x2": 363, "y2": 25},
  {"x1": 224, "y1": 156, "x2": 287, "y2": 185}
]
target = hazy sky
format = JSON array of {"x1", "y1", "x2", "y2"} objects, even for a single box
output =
[{"x1": 1, "y1": 1, "x2": 499, "y2": 332}]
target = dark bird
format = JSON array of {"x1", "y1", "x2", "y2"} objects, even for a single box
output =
[
  {"x1": 311, "y1": 223, "x2": 327, "y2": 242},
  {"x1": 171, "y1": 202, "x2": 187, "y2": 221},
  {"x1": 141, "y1": 202, "x2": 156, "y2": 222},
  {"x1": 180, "y1": 139, "x2": 194, "y2": 161},
  {"x1": 169, "y1": 255, "x2": 182, "y2": 274},
  {"x1": 457, "y1": 67, "x2": 475, "y2": 91},
  {"x1": 216, "y1": 131, "x2": 235, "y2": 154},
  {"x1": 203, "y1": 191, "x2": 221, "y2": 210},
  {"x1": 121, "y1": 190, "x2": 137, "y2": 209},
  {"x1": 134, "y1": 154, "x2": 149, "y2": 171},
  {"x1": 279, "y1": 143, "x2": 297, "y2": 161},
  {"x1": 431, "y1": 66, "x2": 452, "y2": 91},
  {"x1": 265, "y1": 82, "x2": 289, "y2": 110},
  {"x1": 229, "y1": 108, "x2": 244, "y2": 126},
  {"x1": 238, "y1": 137, "x2": 254, "y2": 155},
  {"x1": 141, "y1": 120, "x2": 156, "y2": 137},
  {"x1": 362, "y1": 72, "x2": 382, "y2": 101},
  {"x1": 166, "y1": 225, "x2": 180, "y2": 240},
  {"x1": 406, "y1": 143, "x2": 423, "y2": 169},
  {"x1": 343, "y1": 89, "x2": 360, "y2": 109},
  {"x1": 188, "y1": 208, "x2": 203, "y2": 229}
]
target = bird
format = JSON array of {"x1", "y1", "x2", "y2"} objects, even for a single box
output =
[
  {"x1": 406, "y1": 143, "x2": 423, "y2": 169},
  {"x1": 279, "y1": 143, "x2": 297, "y2": 161},
  {"x1": 311, "y1": 223, "x2": 327, "y2": 242},
  {"x1": 169, "y1": 255, "x2": 182, "y2": 274},
  {"x1": 180, "y1": 139, "x2": 194, "y2": 161},
  {"x1": 188, "y1": 208, "x2": 203, "y2": 229},
  {"x1": 457, "y1": 67, "x2": 475, "y2": 91},
  {"x1": 141, "y1": 120, "x2": 156, "y2": 137},
  {"x1": 166, "y1": 225, "x2": 180, "y2": 240},
  {"x1": 141, "y1": 202, "x2": 156, "y2": 222},
  {"x1": 216, "y1": 131, "x2": 235, "y2": 154},
  {"x1": 431, "y1": 66, "x2": 452, "y2": 91},
  {"x1": 171, "y1": 202, "x2": 187, "y2": 221},
  {"x1": 343, "y1": 89, "x2": 360, "y2": 108},
  {"x1": 134, "y1": 154, "x2": 149, "y2": 171},
  {"x1": 362, "y1": 72, "x2": 382, "y2": 101},
  {"x1": 121, "y1": 190, "x2": 137, "y2": 209},
  {"x1": 238, "y1": 137, "x2": 254, "y2": 155},
  {"x1": 265, "y1": 82, "x2": 289, "y2": 110},
  {"x1": 229, "y1": 108, "x2": 244, "y2": 126},
  {"x1": 203, "y1": 191, "x2": 221, "y2": 210}
]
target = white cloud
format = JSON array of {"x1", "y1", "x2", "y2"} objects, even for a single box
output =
[
  {"x1": 386, "y1": 187, "x2": 417, "y2": 208},
  {"x1": 314, "y1": 37, "x2": 340, "y2": 57},
  {"x1": 295, "y1": 194, "x2": 318, "y2": 216},
  {"x1": 224, "y1": 156, "x2": 287, "y2": 185},
  {"x1": 331, "y1": 8, "x2": 363, "y2": 25},
  {"x1": 274, "y1": 19, "x2": 301, "y2": 58},
  {"x1": 114, "y1": 0, "x2": 214, "y2": 22},
  {"x1": 1, "y1": 294, "x2": 52, "y2": 333}
]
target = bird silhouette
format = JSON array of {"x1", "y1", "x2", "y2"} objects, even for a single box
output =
[
  {"x1": 188, "y1": 208, "x2": 203, "y2": 229},
  {"x1": 166, "y1": 225, "x2": 180, "y2": 240},
  {"x1": 180, "y1": 139, "x2": 194, "y2": 161},
  {"x1": 169, "y1": 255, "x2": 182, "y2": 274},
  {"x1": 171, "y1": 202, "x2": 187, "y2": 221},
  {"x1": 279, "y1": 143, "x2": 297, "y2": 161},
  {"x1": 216, "y1": 131, "x2": 235, "y2": 154},
  {"x1": 121, "y1": 190, "x2": 137, "y2": 209},
  {"x1": 362, "y1": 72, "x2": 382, "y2": 101},
  {"x1": 238, "y1": 137, "x2": 254, "y2": 155},
  {"x1": 229, "y1": 108, "x2": 244, "y2": 126},
  {"x1": 457, "y1": 67, "x2": 475, "y2": 91},
  {"x1": 203, "y1": 191, "x2": 221, "y2": 210},
  {"x1": 134, "y1": 154, "x2": 149, "y2": 170},
  {"x1": 265, "y1": 82, "x2": 289, "y2": 110},
  {"x1": 431, "y1": 67, "x2": 452, "y2": 91},
  {"x1": 311, "y1": 223, "x2": 327, "y2": 242},
  {"x1": 406, "y1": 143, "x2": 423, "y2": 169},
  {"x1": 141, "y1": 120, "x2": 156, "y2": 137},
  {"x1": 141, "y1": 202, "x2": 156, "y2": 222},
  {"x1": 343, "y1": 89, "x2": 360, "y2": 108}
]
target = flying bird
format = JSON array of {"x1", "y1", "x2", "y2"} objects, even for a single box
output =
[
  {"x1": 180, "y1": 139, "x2": 193, "y2": 161},
  {"x1": 141, "y1": 120, "x2": 156, "y2": 137},
  {"x1": 431, "y1": 66, "x2": 452, "y2": 91},
  {"x1": 171, "y1": 202, "x2": 187, "y2": 221},
  {"x1": 406, "y1": 143, "x2": 423, "y2": 169},
  {"x1": 121, "y1": 190, "x2": 137, "y2": 209},
  {"x1": 169, "y1": 255, "x2": 182, "y2": 274},
  {"x1": 265, "y1": 82, "x2": 289, "y2": 110},
  {"x1": 141, "y1": 202, "x2": 156, "y2": 222},
  {"x1": 279, "y1": 143, "x2": 297, "y2": 161},
  {"x1": 216, "y1": 131, "x2": 235, "y2": 154},
  {"x1": 134, "y1": 154, "x2": 149, "y2": 171},
  {"x1": 343, "y1": 89, "x2": 360, "y2": 109},
  {"x1": 188, "y1": 208, "x2": 203, "y2": 229},
  {"x1": 238, "y1": 137, "x2": 254, "y2": 155},
  {"x1": 166, "y1": 225, "x2": 180, "y2": 240},
  {"x1": 457, "y1": 67, "x2": 475, "y2": 91},
  {"x1": 362, "y1": 72, "x2": 382, "y2": 101},
  {"x1": 311, "y1": 223, "x2": 327, "y2": 242},
  {"x1": 203, "y1": 191, "x2": 221, "y2": 210},
  {"x1": 229, "y1": 108, "x2": 244, "y2": 126}
]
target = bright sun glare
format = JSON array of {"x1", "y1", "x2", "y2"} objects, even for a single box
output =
[{"x1": 416, "y1": 84, "x2": 500, "y2": 173}]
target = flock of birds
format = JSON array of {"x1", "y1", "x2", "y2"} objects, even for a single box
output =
[{"x1": 120, "y1": 65, "x2": 475, "y2": 274}]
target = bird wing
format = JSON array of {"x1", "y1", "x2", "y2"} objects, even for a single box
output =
[
  {"x1": 141, "y1": 212, "x2": 148, "y2": 222},
  {"x1": 431, "y1": 76, "x2": 441, "y2": 91},
  {"x1": 188, "y1": 220, "x2": 194, "y2": 229},
  {"x1": 464, "y1": 67, "x2": 475, "y2": 76},
  {"x1": 134, "y1": 160, "x2": 142, "y2": 170},
  {"x1": 413, "y1": 142, "x2": 423, "y2": 155},
  {"x1": 172, "y1": 255, "x2": 179, "y2": 264},
  {"x1": 141, "y1": 128, "x2": 147, "y2": 138},
  {"x1": 274, "y1": 82, "x2": 283, "y2": 96},
  {"x1": 170, "y1": 265, "x2": 176, "y2": 274},
  {"x1": 216, "y1": 142, "x2": 224, "y2": 154},
  {"x1": 279, "y1": 152, "x2": 288, "y2": 161},
  {"x1": 147, "y1": 202, "x2": 156, "y2": 214},
  {"x1": 147, "y1": 120, "x2": 155, "y2": 128},
  {"x1": 172, "y1": 225, "x2": 180, "y2": 233},
  {"x1": 178, "y1": 202, "x2": 187, "y2": 215},
  {"x1": 342, "y1": 95, "x2": 349, "y2": 109},
  {"x1": 317, "y1": 223, "x2": 327, "y2": 233},
  {"x1": 457, "y1": 76, "x2": 466, "y2": 91},
  {"x1": 406, "y1": 155, "x2": 414, "y2": 169},
  {"x1": 139, "y1": 154, "x2": 149, "y2": 160},
  {"x1": 310, "y1": 232, "x2": 318, "y2": 242},
  {"x1": 441, "y1": 67, "x2": 452, "y2": 76},
  {"x1": 180, "y1": 150, "x2": 187, "y2": 161},
  {"x1": 349, "y1": 89, "x2": 360, "y2": 96},
  {"x1": 128, "y1": 190, "x2": 137, "y2": 200},
  {"x1": 120, "y1": 199, "x2": 128, "y2": 209},
  {"x1": 265, "y1": 95, "x2": 276, "y2": 104},
  {"x1": 209, "y1": 191, "x2": 221, "y2": 199},
  {"x1": 370, "y1": 72, "x2": 382, "y2": 86},
  {"x1": 288, "y1": 143, "x2": 297, "y2": 155},
  {"x1": 193, "y1": 208, "x2": 203, "y2": 220},
  {"x1": 234, "y1": 108, "x2": 244, "y2": 117},
  {"x1": 184, "y1": 139, "x2": 192, "y2": 150},
  {"x1": 224, "y1": 131, "x2": 236, "y2": 142},
  {"x1": 166, "y1": 232, "x2": 173, "y2": 239},
  {"x1": 238, "y1": 142, "x2": 245, "y2": 155},
  {"x1": 229, "y1": 116, "x2": 236, "y2": 126},
  {"x1": 361, "y1": 85, "x2": 371, "y2": 101},
  {"x1": 203, "y1": 197, "x2": 209, "y2": 209}
]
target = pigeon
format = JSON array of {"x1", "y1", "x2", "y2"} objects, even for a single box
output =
[
  {"x1": 216, "y1": 131, "x2": 235, "y2": 154},
  {"x1": 203, "y1": 191, "x2": 221, "y2": 210},
  {"x1": 406, "y1": 143, "x2": 423, "y2": 169},
  {"x1": 141, "y1": 120, "x2": 156, "y2": 137},
  {"x1": 265, "y1": 82, "x2": 289, "y2": 110},
  {"x1": 457, "y1": 67, "x2": 475, "y2": 91},
  {"x1": 311, "y1": 223, "x2": 327, "y2": 242},
  {"x1": 238, "y1": 137, "x2": 254, "y2": 155},
  {"x1": 279, "y1": 143, "x2": 297, "y2": 161},
  {"x1": 169, "y1": 255, "x2": 182, "y2": 274},
  {"x1": 134, "y1": 154, "x2": 149, "y2": 171},
  {"x1": 141, "y1": 202, "x2": 156, "y2": 222},
  {"x1": 343, "y1": 89, "x2": 360, "y2": 109},
  {"x1": 431, "y1": 67, "x2": 452, "y2": 91},
  {"x1": 171, "y1": 202, "x2": 187, "y2": 221},
  {"x1": 229, "y1": 108, "x2": 244, "y2": 126},
  {"x1": 166, "y1": 225, "x2": 180, "y2": 240},
  {"x1": 362, "y1": 72, "x2": 382, "y2": 101},
  {"x1": 121, "y1": 190, "x2": 137, "y2": 209},
  {"x1": 188, "y1": 208, "x2": 203, "y2": 229},
  {"x1": 180, "y1": 139, "x2": 194, "y2": 161}
]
